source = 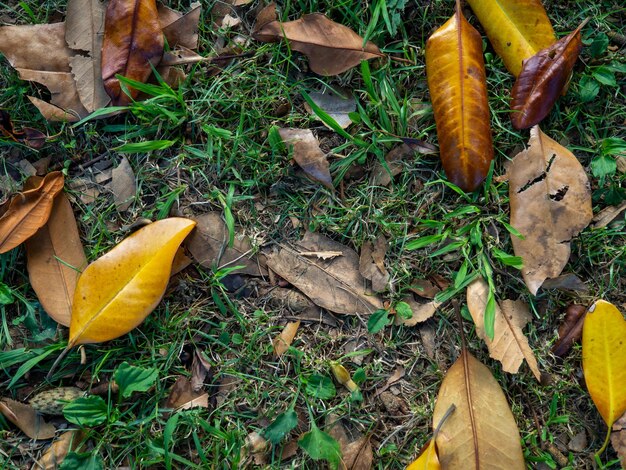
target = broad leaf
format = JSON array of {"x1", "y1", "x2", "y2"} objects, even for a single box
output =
[
  {"x1": 509, "y1": 126, "x2": 592, "y2": 295},
  {"x1": 305, "y1": 374, "x2": 336, "y2": 400},
  {"x1": 59, "y1": 451, "x2": 104, "y2": 470},
  {"x1": 298, "y1": 423, "x2": 341, "y2": 468},
  {"x1": 114, "y1": 362, "x2": 159, "y2": 398},
  {"x1": 0, "y1": 398, "x2": 56, "y2": 439},
  {"x1": 263, "y1": 409, "x2": 298, "y2": 445},
  {"x1": 63, "y1": 396, "x2": 108, "y2": 426},
  {"x1": 425, "y1": 2, "x2": 493, "y2": 192}
]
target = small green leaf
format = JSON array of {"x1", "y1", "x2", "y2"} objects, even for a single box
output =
[
  {"x1": 395, "y1": 301, "x2": 413, "y2": 320},
  {"x1": 305, "y1": 374, "x2": 336, "y2": 400},
  {"x1": 491, "y1": 248, "x2": 523, "y2": 269},
  {"x1": 601, "y1": 137, "x2": 626, "y2": 157},
  {"x1": 589, "y1": 33, "x2": 609, "y2": 59},
  {"x1": 406, "y1": 234, "x2": 444, "y2": 250},
  {"x1": 454, "y1": 261, "x2": 469, "y2": 289},
  {"x1": 63, "y1": 396, "x2": 108, "y2": 426},
  {"x1": 367, "y1": 309, "x2": 391, "y2": 334},
  {"x1": 298, "y1": 424, "x2": 341, "y2": 469},
  {"x1": 352, "y1": 367, "x2": 366, "y2": 384},
  {"x1": 59, "y1": 452, "x2": 104, "y2": 470},
  {"x1": 591, "y1": 154, "x2": 617, "y2": 182},
  {"x1": 264, "y1": 409, "x2": 298, "y2": 445},
  {"x1": 484, "y1": 290, "x2": 496, "y2": 341},
  {"x1": 592, "y1": 66, "x2": 616, "y2": 86},
  {"x1": 578, "y1": 75, "x2": 600, "y2": 103},
  {"x1": 0, "y1": 283, "x2": 14, "y2": 305},
  {"x1": 114, "y1": 362, "x2": 158, "y2": 398}
]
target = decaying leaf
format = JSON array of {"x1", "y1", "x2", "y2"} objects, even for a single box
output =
[
  {"x1": 185, "y1": 212, "x2": 264, "y2": 276},
  {"x1": 509, "y1": 126, "x2": 592, "y2": 295},
  {"x1": 253, "y1": 8, "x2": 383, "y2": 76},
  {"x1": 466, "y1": 0, "x2": 555, "y2": 77},
  {"x1": 266, "y1": 232, "x2": 383, "y2": 316},
  {"x1": 582, "y1": 300, "x2": 626, "y2": 453},
  {"x1": 278, "y1": 128, "x2": 333, "y2": 191},
  {"x1": 165, "y1": 376, "x2": 208, "y2": 410},
  {"x1": 304, "y1": 89, "x2": 356, "y2": 129},
  {"x1": 395, "y1": 296, "x2": 440, "y2": 327},
  {"x1": 467, "y1": 278, "x2": 541, "y2": 381},
  {"x1": 369, "y1": 144, "x2": 411, "y2": 187},
  {"x1": 110, "y1": 157, "x2": 136, "y2": 212},
  {"x1": 273, "y1": 321, "x2": 301, "y2": 357},
  {"x1": 432, "y1": 350, "x2": 525, "y2": 469},
  {"x1": 0, "y1": 398, "x2": 56, "y2": 440},
  {"x1": 552, "y1": 304, "x2": 587, "y2": 357},
  {"x1": 373, "y1": 367, "x2": 405, "y2": 397},
  {"x1": 510, "y1": 21, "x2": 586, "y2": 129},
  {"x1": 425, "y1": 2, "x2": 493, "y2": 192},
  {"x1": 36, "y1": 429, "x2": 85, "y2": 470},
  {"x1": 0, "y1": 110, "x2": 47, "y2": 149},
  {"x1": 359, "y1": 236, "x2": 389, "y2": 293},
  {"x1": 159, "y1": 2, "x2": 201, "y2": 49},
  {"x1": 191, "y1": 348, "x2": 212, "y2": 392},
  {"x1": 341, "y1": 436, "x2": 373, "y2": 470},
  {"x1": 0, "y1": 172, "x2": 65, "y2": 254},
  {"x1": 611, "y1": 412, "x2": 626, "y2": 469},
  {"x1": 540, "y1": 273, "x2": 588, "y2": 292},
  {"x1": 25, "y1": 191, "x2": 87, "y2": 326},
  {"x1": 593, "y1": 201, "x2": 626, "y2": 228}
]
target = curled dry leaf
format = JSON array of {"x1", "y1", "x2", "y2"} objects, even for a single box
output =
[
  {"x1": 0, "y1": 110, "x2": 47, "y2": 149},
  {"x1": 593, "y1": 201, "x2": 626, "y2": 228},
  {"x1": 110, "y1": 157, "x2": 136, "y2": 212},
  {"x1": 509, "y1": 126, "x2": 592, "y2": 295},
  {"x1": 273, "y1": 321, "x2": 301, "y2": 357},
  {"x1": 0, "y1": 398, "x2": 56, "y2": 440},
  {"x1": 510, "y1": 21, "x2": 586, "y2": 129},
  {"x1": 466, "y1": 0, "x2": 555, "y2": 77},
  {"x1": 253, "y1": 10, "x2": 383, "y2": 76},
  {"x1": 37, "y1": 429, "x2": 85, "y2": 470},
  {"x1": 165, "y1": 376, "x2": 208, "y2": 410},
  {"x1": 425, "y1": 2, "x2": 493, "y2": 192},
  {"x1": 551, "y1": 304, "x2": 587, "y2": 357},
  {"x1": 359, "y1": 236, "x2": 389, "y2": 293},
  {"x1": 191, "y1": 349, "x2": 212, "y2": 392},
  {"x1": 102, "y1": 0, "x2": 164, "y2": 105},
  {"x1": 278, "y1": 128, "x2": 333, "y2": 191},
  {"x1": 467, "y1": 278, "x2": 541, "y2": 381},
  {"x1": 0, "y1": 172, "x2": 65, "y2": 254}
]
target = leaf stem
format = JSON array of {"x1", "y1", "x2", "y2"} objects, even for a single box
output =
[
  {"x1": 46, "y1": 346, "x2": 71, "y2": 381},
  {"x1": 595, "y1": 425, "x2": 612, "y2": 459}
]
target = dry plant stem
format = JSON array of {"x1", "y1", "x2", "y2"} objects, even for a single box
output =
[{"x1": 46, "y1": 346, "x2": 71, "y2": 380}]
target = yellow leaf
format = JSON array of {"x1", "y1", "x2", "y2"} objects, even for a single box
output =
[
  {"x1": 407, "y1": 439, "x2": 440, "y2": 470},
  {"x1": 582, "y1": 300, "x2": 626, "y2": 454},
  {"x1": 69, "y1": 217, "x2": 195, "y2": 346},
  {"x1": 272, "y1": 321, "x2": 300, "y2": 357},
  {"x1": 466, "y1": 0, "x2": 555, "y2": 77}
]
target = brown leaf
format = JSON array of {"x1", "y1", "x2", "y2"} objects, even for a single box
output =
[
  {"x1": 593, "y1": 201, "x2": 626, "y2": 228},
  {"x1": 342, "y1": 436, "x2": 373, "y2": 470},
  {"x1": 278, "y1": 128, "x2": 333, "y2": 190},
  {"x1": 0, "y1": 110, "x2": 47, "y2": 149},
  {"x1": 409, "y1": 278, "x2": 441, "y2": 299},
  {"x1": 432, "y1": 350, "x2": 525, "y2": 469},
  {"x1": 467, "y1": 279, "x2": 541, "y2": 381},
  {"x1": 253, "y1": 13, "x2": 383, "y2": 76},
  {"x1": 191, "y1": 349, "x2": 212, "y2": 392},
  {"x1": 425, "y1": 4, "x2": 493, "y2": 192},
  {"x1": 611, "y1": 411, "x2": 626, "y2": 469},
  {"x1": 0, "y1": 172, "x2": 65, "y2": 254},
  {"x1": 395, "y1": 296, "x2": 441, "y2": 326},
  {"x1": 509, "y1": 126, "x2": 592, "y2": 295},
  {"x1": 373, "y1": 366, "x2": 405, "y2": 397},
  {"x1": 102, "y1": 0, "x2": 164, "y2": 105},
  {"x1": 359, "y1": 236, "x2": 389, "y2": 292},
  {"x1": 36, "y1": 429, "x2": 85, "y2": 470},
  {"x1": 110, "y1": 157, "x2": 136, "y2": 212},
  {"x1": 185, "y1": 212, "x2": 265, "y2": 276},
  {"x1": 551, "y1": 304, "x2": 587, "y2": 358},
  {"x1": 25, "y1": 191, "x2": 87, "y2": 327},
  {"x1": 273, "y1": 321, "x2": 301, "y2": 357},
  {"x1": 510, "y1": 21, "x2": 586, "y2": 129},
  {"x1": 165, "y1": 376, "x2": 208, "y2": 410},
  {"x1": 266, "y1": 232, "x2": 383, "y2": 315},
  {"x1": 170, "y1": 247, "x2": 192, "y2": 276},
  {"x1": 159, "y1": 2, "x2": 201, "y2": 50},
  {"x1": 0, "y1": 398, "x2": 56, "y2": 440},
  {"x1": 369, "y1": 144, "x2": 412, "y2": 187},
  {"x1": 540, "y1": 273, "x2": 588, "y2": 292},
  {"x1": 304, "y1": 89, "x2": 356, "y2": 129}
]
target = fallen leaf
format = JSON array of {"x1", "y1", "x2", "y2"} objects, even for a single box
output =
[
  {"x1": 510, "y1": 21, "x2": 586, "y2": 129},
  {"x1": 159, "y1": 2, "x2": 201, "y2": 50},
  {"x1": 540, "y1": 273, "x2": 588, "y2": 292},
  {"x1": 409, "y1": 278, "x2": 441, "y2": 299},
  {"x1": 552, "y1": 304, "x2": 587, "y2": 358},
  {"x1": 466, "y1": 0, "x2": 555, "y2": 76},
  {"x1": 509, "y1": 126, "x2": 592, "y2": 295},
  {"x1": 0, "y1": 172, "x2": 65, "y2": 254},
  {"x1": 593, "y1": 201, "x2": 626, "y2": 228},
  {"x1": 278, "y1": 128, "x2": 333, "y2": 190},
  {"x1": 304, "y1": 89, "x2": 356, "y2": 129},
  {"x1": 611, "y1": 412, "x2": 626, "y2": 469},
  {"x1": 395, "y1": 296, "x2": 440, "y2": 327},
  {"x1": 407, "y1": 439, "x2": 440, "y2": 470},
  {"x1": 298, "y1": 250, "x2": 343, "y2": 260},
  {"x1": 425, "y1": 2, "x2": 493, "y2": 192},
  {"x1": 25, "y1": 190, "x2": 86, "y2": 326},
  {"x1": 185, "y1": 212, "x2": 264, "y2": 276},
  {"x1": 359, "y1": 236, "x2": 389, "y2": 293},
  {"x1": 432, "y1": 350, "x2": 525, "y2": 469},
  {"x1": 170, "y1": 247, "x2": 192, "y2": 275},
  {"x1": 165, "y1": 376, "x2": 208, "y2": 410},
  {"x1": 36, "y1": 429, "x2": 85, "y2": 470},
  {"x1": 29, "y1": 387, "x2": 85, "y2": 415},
  {"x1": 0, "y1": 398, "x2": 56, "y2": 440},
  {"x1": 273, "y1": 321, "x2": 301, "y2": 357},
  {"x1": 241, "y1": 431, "x2": 270, "y2": 466},
  {"x1": 582, "y1": 300, "x2": 626, "y2": 453},
  {"x1": 467, "y1": 278, "x2": 541, "y2": 381},
  {"x1": 374, "y1": 366, "x2": 405, "y2": 397},
  {"x1": 0, "y1": 110, "x2": 47, "y2": 149},
  {"x1": 568, "y1": 430, "x2": 587, "y2": 452},
  {"x1": 369, "y1": 144, "x2": 412, "y2": 186},
  {"x1": 266, "y1": 232, "x2": 383, "y2": 315},
  {"x1": 342, "y1": 436, "x2": 373, "y2": 470},
  {"x1": 190, "y1": 348, "x2": 212, "y2": 392},
  {"x1": 253, "y1": 12, "x2": 383, "y2": 76},
  {"x1": 110, "y1": 157, "x2": 136, "y2": 212}
]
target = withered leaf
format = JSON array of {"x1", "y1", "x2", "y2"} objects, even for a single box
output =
[
  {"x1": 159, "y1": 2, "x2": 201, "y2": 49},
  {"x1": 0, "y1": 398, "x2": 56, "y2": 440},
  {"x1": 191, "y1": 349, "x2": 212, "y2": 392},
  {"x1": 0, "y1": 110, "x2": 46, "y2": 149},
  {"x1": 552, "y1": 304, "x2": 587, "y2": 358},
  {"x1": 540, "y1": 273, "x2": 588, "y2": 292},
  {"x1": 305, "y1": 89, "x2": 356, "y2": 129},
  {"x1": 359, "y1": 236, "x2": 389, "y2": 293},
  {"x1": 273, "y1": 321, "x2": 301, "y2": 357},
  {"x1": 510, "y1": 21, "x2": 586, "y2": 129},
  {"x1": 342, "y1": 436, "x2": 373, "y2": 470},
  {"x1": 278, "y1": 128, "x2": 333, "y2": 191},
  {"x1": 36, "y1": 430, "x2": 85, "y2": 470},
  {"x1": 509, "y1": 126, "x2": 592, "y2": 295},
  {"x1": 395, "y1": 296, "x2": 441, "y2": 327},
  {"x1": 110, "y1": 157, "x2": 136, "y2": 212},
  {"x1": 369, "y1": 144, "x2": 412, "y2": 187},
  {"x1": 165, "y1": 376, "x2": 208, "y2": 410},
  {"x1": 593, "y1": 201, "x2": 626, "y2": 228},
  {"x1": 253, "y1": 12, "x2": 383, "y2": 76}
]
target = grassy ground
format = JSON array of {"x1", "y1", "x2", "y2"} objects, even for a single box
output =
[{"x1": 1, "y1": 0, "x2": 625, "y2": 468}]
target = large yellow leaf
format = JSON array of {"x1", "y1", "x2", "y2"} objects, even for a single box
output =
[
  {"x1": 407, "y1": 439, "x2": 440, "y2": 470},
  {"x1": 69, "y1": 217, "x2": 195, "y2": 346},
  {"x1": 582, "y1": 300, "x2": 626, "y2": 453},
  {"x1": 466, "y1": 0, "x2": 555, "y2": 77}
]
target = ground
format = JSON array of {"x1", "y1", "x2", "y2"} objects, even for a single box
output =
[{"x1": 0, "y1": 0, "x2": 625, "y2": 469}]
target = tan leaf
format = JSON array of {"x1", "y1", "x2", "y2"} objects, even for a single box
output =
[
  {"x1": 159, "y1": 2, "x2": 201, "y2": 50},
  {"x1": 342, "y1": 436, "x2": 373, "y2": 470},
  {"x1": 165, "y1": 376, "x2": 208, "y2": 410},
  {"x1": 432, "y1": 350, "x2": 525, "y2": 469},
  {"x1": 395, "y1": 296, "x2": 440, "y2": 326},
  {"x1": 278, "y1": 128, "x2": 333, "y2": 190},
  {"x1": 373, "y1": 366, "x2": 405, "y2": 397},
  {"x1": 298, "y1": 250, "x2": 343, "y2": 260},
  {"x1": 0, "y1": 398, "x2": 56, "y2": 440},
  {"x1": 36, "y1": 429, "x2": 85, "y2": 470},
  {"x1": 359, "y1": 236, "x2": 389, "y2": 293},
  {"x1": 190, "y1": 349, "x2": 212, "y2": 392},
  {"x1": 110, "y1": 157, "x2": 136, "y2": 212},
  {"x1": 593, "y1": 201, "x2": 626, "y2": 228},
  {"x1": 467, "y1": 278, "x2": 541, "y2": 381},
  {"x1": 266, "y1": 232, "x2": 383, "y2": 315},
  {"x1": 509, "y1": 126, "x2": 592, "y2": 295},
  {"x1": 273, "y1": 321, "x2": 301, "y2": 357},
  {"x1": 369, "y1": 144, "x2": 412, "y2": 187}
]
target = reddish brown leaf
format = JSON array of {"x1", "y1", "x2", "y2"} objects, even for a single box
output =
[
  {"x1": 102, "y1": 0, "x2": 164, "y2": 105},
  {"x1": 0, "y1": 110, "x2": 46, "y2": 149},
  {"x1": 165, "y1": 377, "x2": 208, "y2": 410},
  {"x1": 552, "y1": 304, "x2": 587, "y2": 358},
  {"x1": 510, "y1": 21, "x2": 587, "y2": 129}
]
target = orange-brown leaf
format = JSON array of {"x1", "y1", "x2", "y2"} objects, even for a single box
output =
[
  {"x1": 0, "y1": 398, "x2": 56, "y2": 440},
  {"x1": 551, "y1": 304, "x2": 587, "y2": 358},
  {"x1": 273, "y1": 321, "x2": 301, "y2": 357},
  {"x1": 425, "y1": 5, "x2": 493, "y2": 192},
  {"x1": 101, "y1": 0, "x2": 164, "y2": 105}
]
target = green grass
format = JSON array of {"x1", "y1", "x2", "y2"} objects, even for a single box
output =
[{"x1": 1, "y1": 0, "x2": 626, "y2": 468}]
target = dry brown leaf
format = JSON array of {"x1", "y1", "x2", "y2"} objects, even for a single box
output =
[
  {"x1": 273, "y1": 321, "x2": 301, "y2": 357},
  {"x1": 165, "y1": 376, "x2": 208, "y2": 410},
  {"x1": 36, "y1": 429, "x2": 85, "y2": 470},
  {"x1": 593, "y1": 201, "x2": 626, "y2": 228},
  {"x1": 278, "y1": 128, "x2": 333, "y2": 190},
  {"x1": 432, "y1": 350, "x2": 525, "y2": 469},
  {"x1": 304, "y1": 89, "x2": 356, "y2": 129},
  {"x1": 110, "y1": 157, "x2": 136, "y2": 212},
  {"x1": 540, "y1": 273, "x2": 588, "y2": 292},
  {"x1": 25, "y1": 191, "x2": 87, "y2": 327},
  {"x1": 185, "y1": 212, "x2": 264, "y2": 276},
  {"x1": 191, "y1": 349, "x2": 212, "y2": 392},
  {"x1": 0, "y1": 398, "x2": 56, "y2": 440},
  {"x1": 611, "y1": 411, "x2": 626, "y2": 469},
  {"x1": 159, "y1": 2, "x2": 201, "y2": 49},
  {"x1": 409, "y1": 278, "x2": 441, "y2": 299},
  {"x1": 467, "y1": 279, "x2": 541, "y2": 381},
  {"x1": 266, "y1": 232, "x2": 383, "y2": 315},
  {"x1": 552, "y1": 304, "x2": 587, "y2": 358},
  {"x1": 395, "y1": 296, "x2": 441, "y2": 327},
  {"x1": 509, "y1": 126, "x2": 592, "y2": 295},
  {"x1": 0, "y1": 110, "x2": 47, "y2": 149},
  {"x1": 373, "y1": 366, "x2": 405, "y2": 397},
  {"x1": 369, "y1": 144, "x2": 415, "y2": 187},
  {"x1": 359, "y1": 236, "x2": 389, "y2": 293},
  {"x1": 342, "y1": 436, "x2": 373, "y2": 470}
]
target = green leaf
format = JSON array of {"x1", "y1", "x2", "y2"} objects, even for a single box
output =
[
  {"x1": 264, "y1": 409, "x2": 298, "y2": 445},
  {"x1": 491, "y1": 248, "x2": 523, "y2": 269},
  {"x1": 578, "y1": 75, "x2": 600, "y2": 103},
  {"x1": 352, "y1": 367, "x2": 366, "y2": 384},
  {"x1": 607, "y1": 61, "x2": 626, "y2": 73},
  {"x1": 593, "y1": 66, "x2": 616, "y2": 86},
  {"x1": 59, "y1": 452, "x2": 104, "y2": 470},
  {"x1": 484, "y1": 289, "x2": 496, "y2": 341},
  {"x1": 591, "y1": 154, "x2": 617, "y2": 182},
  {"x1": 454, "y1": 261, "x2": 469, "y2": 289},
  {"x1": 116, "y1": 140, "x2": 176, "y2": 153},
  {"x1": 298, "y1": 424, "x2": 341, "y2": 469},
  {"x1": 63, "y1": 396, "x2": 108, "y2": 427},
  {"x1": 405, "y1": 234, "x2": 444, "y2": 250},
  {"x1": 114, "y1": 362, "x2": 158, "y2": 398},
  {"x1": 601, "y1": 137, "x2": 626, "y2": 157},
  {"x1": 0, "y1": 283, "x2": 14, "y2": 305},
  {"x1": 589, "y1": 33, "x2": 609, "y2": 59},
  {"x1": 305, "y1": 374, "x2": 336, "y2": 400},
  {"x1": 395, "y1": 301, "x2": 413, "y2": 320},
  {"x1": 367, "y1": 309, "x2": 391, "y2": 334}
]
